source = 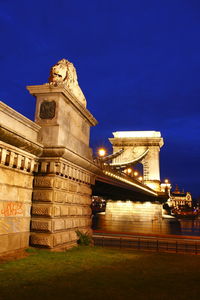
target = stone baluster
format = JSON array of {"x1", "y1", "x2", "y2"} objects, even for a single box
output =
[
  {"x1": 59, "y1": 163, "x2": 64, "y2": 176},
  {"x1": 49, "y1": 161, "x2": 56, "y2": 173},
  {"x1": 0, "y1": 149, "x2": 7, "y2": 164},
  {"x1": 24, "y1": 157, "x2": 29, "y2": 171},
  {"x1": 30, "y1": 159, "x2": 35, "y2": 173},
  {"x1": 8, "y1": 151, "x2": 15, "y2": 167},
  {"x1": 41, "y1": 161, "x2": 48, "y2": 173},
  {"x1": 16, "y1": 154, "x2": 22, "y2": 169}
]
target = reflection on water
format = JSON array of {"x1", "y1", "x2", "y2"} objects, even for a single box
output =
[
  {"x1": 179, "y1": 219, "x2": 200, "y2": 236},
  {"x1": 92, "y1": 214, "x2": 200, "y2": 237},
  {"x1": 92, "y1": 201, "x2": 200, "y2": 237}
]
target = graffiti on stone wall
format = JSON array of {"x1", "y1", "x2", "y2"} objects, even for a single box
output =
[{"x1": 1, "y1": 202, "x2": 24, "y2": 217}]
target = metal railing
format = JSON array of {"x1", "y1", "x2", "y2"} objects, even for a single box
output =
[
  {"x1": 93, "y1": 234, "x2": 200, "y2": 255},
  {"x1": 94, "y1": 157, "x2": 151, "y2": 189}
]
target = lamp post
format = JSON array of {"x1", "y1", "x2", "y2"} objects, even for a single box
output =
[
  {"x1": 98, "y1": 148, "x2": 106, "y2": 157},
  {"x1": 97, "y1": 148, "x2": 107, "y2": 169},
  {"x1": 161, "y1": 179, "x2": 171, "y2": 196},
  {"x1": 127, "y1": 168, "x2": 132, "y2": 175},
  {"x1": 138, "y1": 176, "x2": 143, "y2": 182}
]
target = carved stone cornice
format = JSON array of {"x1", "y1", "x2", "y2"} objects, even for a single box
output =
[
  {"x1": 27, "y1": 85, "x2": 98, "y2": 127},
  {"x1": 0, "y1": 125, "x2": 43, "y2": 156},
  {"x1": 41, "y1": 146, "x2": 101, "y2": 174},
  {"x1": 109, "y1": 137, "x2": 164, "y2": 148},
  {"x1": 0, "y1": 101, "x2": 40, "y2": 132}
]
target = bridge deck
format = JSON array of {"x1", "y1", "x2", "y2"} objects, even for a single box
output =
[{"x1": 93, "y1": 162, "x2": 167, "y2": 201}]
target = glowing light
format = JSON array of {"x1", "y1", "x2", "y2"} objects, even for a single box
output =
[
  {"x1": 98, "y1": 148, "x2": 106, "y2": 157},
  {"x1": 127, "y1": 168, "x2": 132, "y2": 174},
  {"x1": 138, "y1": 176, "x2": 143, "y2": 181},
  {"x1": 117, "y1": 201, "x2": 123, "y2": 206},
  {"x1": 134, "y1": 171, "x2": 138, "y2": 176},
  {"x1": 143, "y1": 202, "x2": 152, "y2": 208},
  {"x1": 164, "y1": 179, "x2": 169, "y2": 184}
]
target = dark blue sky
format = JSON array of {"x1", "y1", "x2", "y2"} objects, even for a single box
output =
[{"x1": 0, "y1": 0, "x2": 200, "y2": 196}]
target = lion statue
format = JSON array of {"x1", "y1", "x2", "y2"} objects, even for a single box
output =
[{"x1": 48, "y1": 58, "x2": 87, "y2": 107}]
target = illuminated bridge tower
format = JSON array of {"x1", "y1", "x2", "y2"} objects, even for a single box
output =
[{"x1": 109, "y1": 131, "x2": 164, "y2": 192}]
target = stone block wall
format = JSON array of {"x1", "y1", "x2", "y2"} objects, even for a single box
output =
[
  {"x1": 106, "y1": 200, "x2": 162, "y2": 221},
  {"x1": 0, "y1": 141, "x2": 37, "y2": 254},
  {"x1": 30, "y1": 159, "x2": 93, "y2": 249}
]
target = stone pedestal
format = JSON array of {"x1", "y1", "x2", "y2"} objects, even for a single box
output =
[
  {"x1": 27, "y1": 85, "x2": 98, "y2": 249},
  {"x1": 28, "y1": 85, "x2": 97, "y2": 159}
]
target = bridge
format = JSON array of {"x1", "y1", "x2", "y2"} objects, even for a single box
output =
[
  {"x1": 92, "y1": 130, "x2": 168, "y2": 202},
  {"x1": 0, "y1": 58, "x2": 168, "y2": 255},
  {"x1": 93, "y1": 157, "x2": 164, "y2": 201}
]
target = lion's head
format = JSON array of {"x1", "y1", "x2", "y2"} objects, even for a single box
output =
[
  {"x1": 48, "y1": 59, "x2": 75, "y2": 85},
  {"x1": 48, "y1": 59, "x2": 86, "y2": 107}
]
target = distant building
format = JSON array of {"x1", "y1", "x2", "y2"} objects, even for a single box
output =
[
  {"x1": 169, "y1": 185, "x2": 192, "y2": 207},
  {"x1": 91, "y1": 196, "x2": 107, "y2": 214}
]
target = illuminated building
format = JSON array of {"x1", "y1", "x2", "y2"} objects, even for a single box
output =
[{"x1": 169, "y1": 185, "x2": 192, "y2": 207}]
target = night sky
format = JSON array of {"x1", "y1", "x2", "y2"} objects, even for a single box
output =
[{"x1": 0, "y1": 0, "x2": 200, "y2": 197}]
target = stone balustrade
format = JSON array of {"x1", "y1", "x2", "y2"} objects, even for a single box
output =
[
  {"x1": 0, "y1": 141, "x2": 38, "y2": 173},
  {"x1": 37, "y1": 159, "x2": 92, "y2": 185}
]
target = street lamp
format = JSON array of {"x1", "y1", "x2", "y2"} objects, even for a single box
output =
[
  {"x1": 98, "y1": 148, "x2": 106, "y2": 157},
  {"x1": 127, "y1": 168, "x2": 132, "y2": 174}
]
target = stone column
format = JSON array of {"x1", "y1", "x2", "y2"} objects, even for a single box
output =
[
  {"x1": 143, "y1": 146, "x2": 161, "y2": 191},
  {"x1": 27, "y1": 84, "x2": 98, "y2": 250}
]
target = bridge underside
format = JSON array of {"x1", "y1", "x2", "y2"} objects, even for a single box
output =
[{"x1": 92, "y1": 175, "x2": 167, "y2": 202}]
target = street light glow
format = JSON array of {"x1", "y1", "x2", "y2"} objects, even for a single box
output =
[
  {"x1": 127, "y1": 168, "x2": 132, "y2": 174},
  {"x1": 98, "y1": 148, "x2": 106, "y2": 157}
]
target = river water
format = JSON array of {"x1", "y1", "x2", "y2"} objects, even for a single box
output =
[{"x1": 92, "y1": 213, "x2": 200, "y2": 237}]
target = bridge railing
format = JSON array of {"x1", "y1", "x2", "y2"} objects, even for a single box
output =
[
  {"x1": 93, "y1": 234, "x2": 200, "y2": 255},
  {"x1": 94, "y1": 157, "x2": 144, "y2": 185}
]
